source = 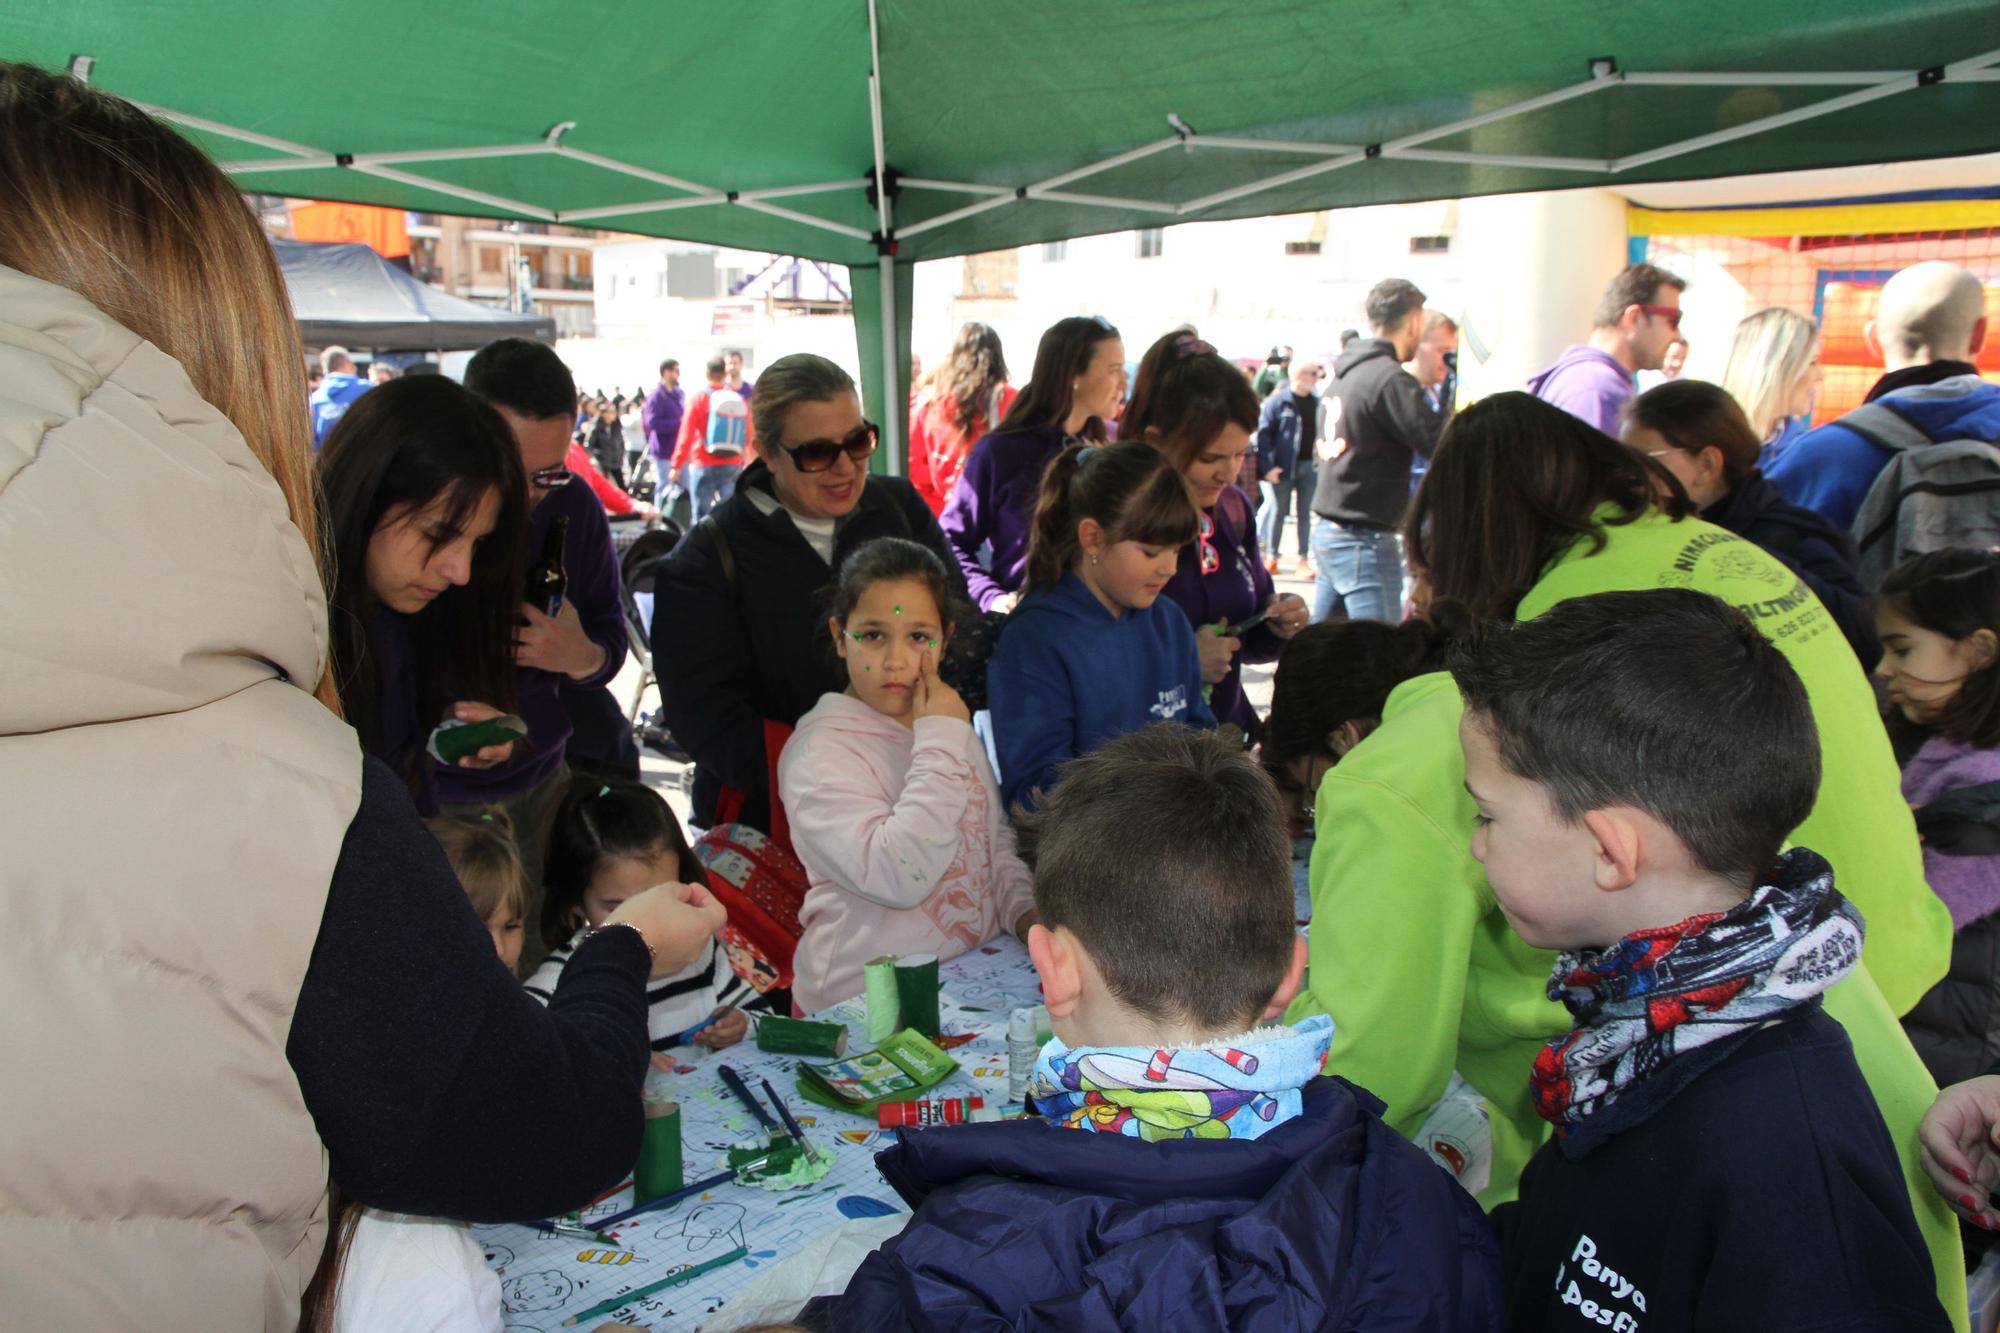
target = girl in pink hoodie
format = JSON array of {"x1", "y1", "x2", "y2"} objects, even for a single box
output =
[{"x1": 778, "y1": 538, "x2": 1038, "y2": 1013}]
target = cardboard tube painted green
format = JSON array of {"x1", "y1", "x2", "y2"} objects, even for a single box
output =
[{"x1": 634, "y1": 1099, "x2": 683, "y2": 1203}]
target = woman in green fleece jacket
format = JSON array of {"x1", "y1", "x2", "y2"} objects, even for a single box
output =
[{"x1": 1287, "y1": 392, "x2": 1964, "y2": 1325}]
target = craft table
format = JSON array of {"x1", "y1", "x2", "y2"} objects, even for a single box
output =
[{"x1": 476, "y1": 857, "x2": 1312, "y2": 1331}]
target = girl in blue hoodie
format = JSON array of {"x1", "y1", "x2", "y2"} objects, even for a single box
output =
[{"x1": 988, "y1": 440, "x2": 1213, "y2": 812}]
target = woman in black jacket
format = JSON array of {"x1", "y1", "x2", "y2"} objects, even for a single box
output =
[
  {"x1": 1624, "y1": 378, "x2": 1879, "y2": 667},
  {"x1": 650, "y1": 353, "x2": 960, "y2": 834}
]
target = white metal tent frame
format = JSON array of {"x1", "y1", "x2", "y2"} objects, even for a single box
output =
[{"x1": 73, "y1": 37, "x2": 2000, "y2": 472}]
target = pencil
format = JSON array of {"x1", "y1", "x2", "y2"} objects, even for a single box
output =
[{"x1": 559, "y1": 1245, "x2": 749, "y2": 1326}]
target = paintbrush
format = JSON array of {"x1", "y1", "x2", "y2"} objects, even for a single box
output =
[{"x1": 760, "y1": 1075, "x2": 822, "y2": 1166}]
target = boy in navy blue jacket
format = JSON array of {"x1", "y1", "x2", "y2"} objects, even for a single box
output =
[
  {"x1": 1454, "y1": 589, "x2": 1947, "y2": 1332},
  {"x1": 803, "y1": 725, "x2": 1502, "y2": 1331}
]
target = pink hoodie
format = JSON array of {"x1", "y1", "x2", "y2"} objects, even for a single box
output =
[{"x1": 778, "y1": 692, "x2": 1036, "y2": 1014}]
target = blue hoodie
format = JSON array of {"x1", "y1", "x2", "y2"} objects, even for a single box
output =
[
  {"x1": 801, "y1": 1076, "x2": 1504, "y2": 1331},
  {"x1": 1767, "y1": 374, "x2": 2000, "y2": 533},
  {"x1": 988, "y1": 570, "x2": 1213, "y2": 813}
]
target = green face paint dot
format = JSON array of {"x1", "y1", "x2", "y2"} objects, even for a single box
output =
[
  {"x1": 863, "y1": 666, "x2": 872, "y2": 673},
  {"x1": 928, "y1": 638, "x2": 938, "y2": 648},
  {"x1": 893, "y1": 605, "x2": 903, "y2": 616}
]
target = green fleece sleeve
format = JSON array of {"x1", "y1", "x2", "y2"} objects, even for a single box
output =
[{"x1": 1285, "y1": 762, "x2": 1480, "y2": 1136}]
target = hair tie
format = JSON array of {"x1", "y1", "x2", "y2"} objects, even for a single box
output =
[
  {"x1": 1077, "y1": 445, "x2": 1100, "y2": 466},
  {"x1": 1173, "y1": 333, "x2": 1217, "y2": 359}
]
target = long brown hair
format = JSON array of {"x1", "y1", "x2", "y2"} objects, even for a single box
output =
[
  {"x1": 1122, "y1": 327, "x2": 1261, "y2": 473},
  {"x1": 1024, "y1": 441, "x2": 1199, "y2": 594},
  {"x1": 933, "y1": 322, "x2": 1010, "y2": 437},
  {"x1": 1403, "y1": 392, "x2": 1690, "y2": 622},
  {"x1": 995, "y1": 315, "x2": 1119, "y2": 441},
  {"x1": 0, "y1": 62, "x2": 336, "y2": 711}
]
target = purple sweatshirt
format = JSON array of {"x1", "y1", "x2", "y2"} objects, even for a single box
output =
[
  {"x1": 433, "y1": 478, "x2": 627, "y2": 805},
  {"x1": 1903, "y1": 734, "x2": 2000, "y2": 931},
  {"x1": 1159, "y1": 486, "x2": 1282, "y2": 734},
  {"x1": 939, "y1": 423, "x2": 1068, "y2": 611},
  {"x1": 643, "y1": 383, "x2": 685, "y2": 461},
  {"x1": 1526, "y1": 345, "x2": 1635, "y2": 438}
]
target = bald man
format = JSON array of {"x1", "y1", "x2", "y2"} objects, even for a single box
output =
[{"x1": 1766, "y1": 261, "x2": 1992, "y2": 530}]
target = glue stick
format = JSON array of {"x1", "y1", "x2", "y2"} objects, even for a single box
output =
[{"x1": 879, "y1": 1096, "x2": 984, "y2": 1128}]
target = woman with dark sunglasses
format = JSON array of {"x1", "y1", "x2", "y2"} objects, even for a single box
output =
[
  {"x1": 650, "y1": 353, "x2": 960, "y2": 836},
  {"x1": 1122, "y1": 328, "x2": 1311, "y2": 738},
  {"x1": 317, "y1": 376, "x2": 530, "y2": 814},
  {"x1": 941, "y1": 315, "x2": 1126, "y2": 613}
]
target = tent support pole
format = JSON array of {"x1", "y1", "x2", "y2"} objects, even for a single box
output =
[{"x1": 866, "y1": 0, "x2": 903, "y2": 476}]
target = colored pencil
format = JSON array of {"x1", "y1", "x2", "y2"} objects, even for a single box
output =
[{"x1": 559, "y1": 1245, "x2": 748, "y2": 1326}]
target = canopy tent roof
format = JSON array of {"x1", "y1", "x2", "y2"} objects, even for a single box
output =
[
  {"x1": 274, "y1": 238, "x2": 555, "y2": 351},
  {"x1": 14, "y1": 2, "x2": 1996, "y2": 264},
  {"x1": 7, "y1": 1, "x2": 1998, "y2": 461}
]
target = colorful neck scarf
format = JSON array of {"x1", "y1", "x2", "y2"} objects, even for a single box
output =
[
  {"x1": 1030, "y1": 1013, "x2": 1333, "y2": 1142},
  {"x1": 1531, "y1": 848, "x2": 1862, "y2": 1149}
]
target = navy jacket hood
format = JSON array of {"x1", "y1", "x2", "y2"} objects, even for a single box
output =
[{"x1": 804, "y1": 1076, "x2": 1503, "y2": 1330}]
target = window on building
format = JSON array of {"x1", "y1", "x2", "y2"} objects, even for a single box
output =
[
  {"x1": 1410, "y1": 235, "x2": 1451, "y2": 254},
  {"x1": 1137, "y1": 228, "x2": 1164, "y2": 259},
  {"x1": 1042, "y1": 240, "x2": 1067, "y2": 262},
  {"x1": 1285, "y1": 241, "x2": 1323, "y2": 256}
]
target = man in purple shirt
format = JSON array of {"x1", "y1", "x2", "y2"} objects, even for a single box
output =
[
  {"x1": 1527, "y1": 263, "x2": 1686, "y2": 437},
  {"x1": 644, "y1": 358, "x2": 685, "y2": 487},
  {"x1": 455, "y1": 338, "x2": 629, "y2": 974}
]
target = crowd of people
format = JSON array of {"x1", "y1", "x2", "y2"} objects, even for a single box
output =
[{"x1": 11, "y1": 57, "x2": 2000, "y2": 1331}]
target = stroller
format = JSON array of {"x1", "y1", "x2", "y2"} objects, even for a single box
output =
[{"x1": 618, "y1": 518, "x2": 691, "y2": 763}]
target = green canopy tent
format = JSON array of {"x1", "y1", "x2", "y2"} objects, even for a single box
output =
[{"x1": 8, "y1": 1, "x2": 1999, "y2": 469}]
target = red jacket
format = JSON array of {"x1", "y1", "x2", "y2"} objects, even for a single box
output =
[
  {"x1": 910, "y1": 383, "x2": 1017, "y2": 514},
  {"x1": 672, "y1": 383, "x2": 756, "y2": 471},
  {"x1": 565, "y1": 442, "x2": 635, "y2": 516}
]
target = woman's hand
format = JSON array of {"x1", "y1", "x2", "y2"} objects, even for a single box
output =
[
  {"x1": 990, "y1": 591, "x2": 1020, "y2": 615},
  {"x1": 1196, "y1": 626, "x2": 1242, "y2": 685},
  {"x1": 603, "y1": 881, "x2": 729, "y2": 979},
  {"x1": 1920, "y1": 1074, "x2": 2000, "y2": 1228},
  {"x1": 914, "y1": 647, "x2": 972, "y2": 725},
  {"x1": 445, "y1": 701, "x2": 519, "y2": 769},
  {"x1": 1267, "y1": 593, "x2": 1311, "y2": 640},
  {"x1": 517, "y1": 599, "x2": 608, "y2": 680},
  {"x1": 694, "y1": 1006, "x2": 749, "y2": 1049}
]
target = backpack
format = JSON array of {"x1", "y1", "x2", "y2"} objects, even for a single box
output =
[
  {"x1": 704, "y1": 387, "x2": 749, "y2": 457},
  {"x1": 1849, "y1": 387, "x2": 2000, "y2": 591}
]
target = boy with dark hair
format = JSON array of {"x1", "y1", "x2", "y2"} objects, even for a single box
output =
[
  {"x1": 1454, "y1": 589, "x2": 1947, "y2": 1331},
  {"x1": 805, "y1": 725, "x2": 1503, "y2": 1331},
  {"x1": 453, "y1": 338, "x2": 629, "y2": 969}
]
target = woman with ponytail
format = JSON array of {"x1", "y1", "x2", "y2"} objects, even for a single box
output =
[
  {"x1": 940, "y1": 315, "x2": 1125, "y2": 612},
  {"x1": 1123, "y1": 328, "x2": 1311, "y2": 736},
  {"x1": 986, "y1": 441, "x2": 1211, "y2": 813}
]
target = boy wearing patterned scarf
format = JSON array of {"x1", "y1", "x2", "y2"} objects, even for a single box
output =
[
  {"x1": 803, "y1": 725, "x2": 1504, "y2": 1330},
  {"x1": 1455, "y1": 589, "x2": 1948, "y2": 1332}
]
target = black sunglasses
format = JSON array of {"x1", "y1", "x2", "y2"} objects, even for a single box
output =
[{"x1": 783, "y1": 420, "x2": 879, "y2": 474}]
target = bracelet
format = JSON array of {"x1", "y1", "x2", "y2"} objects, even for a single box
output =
[{"x1": 587, "y1": 920, "x2": 656, "y2": 967}]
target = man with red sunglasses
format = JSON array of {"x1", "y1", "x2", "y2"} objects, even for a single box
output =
[{"x1": 1528, "y1": 262, "x2": 1687, "y2": 438}]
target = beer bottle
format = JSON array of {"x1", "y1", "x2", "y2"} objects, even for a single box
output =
[{"x1": 525, "y1": 515, "x2": 569, "y2": 618}]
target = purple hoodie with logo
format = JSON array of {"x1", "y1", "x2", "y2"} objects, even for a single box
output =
[{"x1": 1526, "y1": 345, "x2": 1635, "y2": 438}]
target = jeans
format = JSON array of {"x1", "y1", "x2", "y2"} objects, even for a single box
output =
[
  {"x1": 1289, "y1": 460, "x2": 1316, "y2": 559},
  {"x1": 1257, "y1": 476, "x2": 1295, "y2": 556},
  {"x1": 688, "y1": 461, "x2": 742, "y2": 519},
  {"x1": 1311, "y1": 518, "x2": 1404, "y2": 623}
]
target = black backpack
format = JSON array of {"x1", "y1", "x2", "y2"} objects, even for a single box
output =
[{"x1": 1846, "y1": 382, "x2": 2000, "y2": 591}]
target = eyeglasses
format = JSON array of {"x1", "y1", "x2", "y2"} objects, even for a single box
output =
[
  {"x1": 1197, "y1": 510, "x2": 1220, "y2": 575},
  {"x1": 1637, "y1": 303, "x2": 1683, "y2": 330},
  {"x1": 530, "y1": 467, "x2": 573, "y2": 491},
  {"x1": 782, "y1": 420, "x2": 879, "y2": 473}
]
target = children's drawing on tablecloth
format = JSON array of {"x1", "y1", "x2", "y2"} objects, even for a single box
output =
[
  {"x1": 653, "y1": 1200, "x2": 746, "y2": 1255},
  {"x1": 482, "y1": 1241, "x2": 515, "y2": 1272},
  {"x1": 576, "y1": 1247, "x2": 644, "y2": 1265},
  {"x1": 501, "y1": 1270, "x2": 576, "y2": 1314},
  {"x1": 834, "y1": 1128, "x2": 886, "y2": 1149},
  {"x1": 837, "y1": 1194, "x2": 902, "y2": 1220}
]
